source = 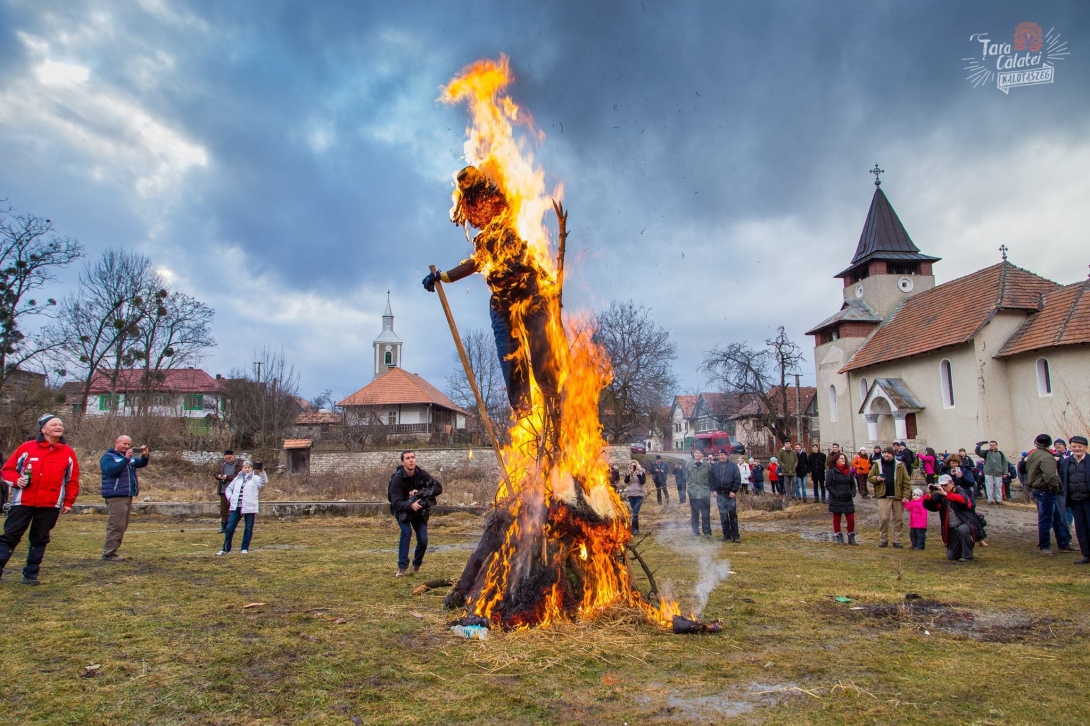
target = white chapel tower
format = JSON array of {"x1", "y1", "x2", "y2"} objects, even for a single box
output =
[{"x1": 373, "y1": 292, "x2": 403, "y2": 380}]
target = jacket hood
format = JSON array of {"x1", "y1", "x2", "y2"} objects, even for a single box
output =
[{"x1": 36, "y1": 433, "x2": 68, "y2": 445}]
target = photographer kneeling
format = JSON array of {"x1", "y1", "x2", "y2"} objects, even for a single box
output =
[
  {"x1": 388, "y1": 450, "x2": 443, "y2": 577},
  {"x1": 924, "y1": 474, "x2": 985, "y2": 563}
]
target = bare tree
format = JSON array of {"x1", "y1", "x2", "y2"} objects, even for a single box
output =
[
  {"x1": 45, "y1": 249, "x2": 159, "y2": 416},
  {"x1": 0, "y1": 205, "x2": 83, "y2": 394},
  {"x1": 446, "y1": 327, "x2": 510, "y2": 440},
  {"x1": 220, "y1": 348, "x2": 301, "y2": 448},
  {"x1": 701, "y1": 326, "x2": 805, "y2": 445},
  {"x1": 593, "y1": 300, "x2": 678, "y2": 442},
  {"x1": 309, "y1": 389, "x2": 334, "y2": 411},
  {"x1": 130, "y1": 290, "x2": 216, "y2": 415}
]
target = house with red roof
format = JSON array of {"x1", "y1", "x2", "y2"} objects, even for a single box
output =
[
  {"x1": 61, "y1": 368, "x2": 225, "y2": 432},
  {"x1": 808, "y1": 177, "x2": 1089, "y2": 453},
  {"x1": 335, "y1": 298, "x2": 467, "y2": 438}
]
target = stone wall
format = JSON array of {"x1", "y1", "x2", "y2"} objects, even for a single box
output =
[{"x1": 308, "y1": 444, "x2": 633, "y2": 476}]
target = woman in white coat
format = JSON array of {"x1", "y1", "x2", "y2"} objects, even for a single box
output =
[
  {"x1": 217, "y1": 460, "x2": 267, "y2": 555},
  {"x1": 737, "y1": 456, "x2": 752, "y2": 494}
]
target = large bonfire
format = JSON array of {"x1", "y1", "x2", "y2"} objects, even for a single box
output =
[{"x1": 437, "y1": 56, "x2": 681, "y2": 630}]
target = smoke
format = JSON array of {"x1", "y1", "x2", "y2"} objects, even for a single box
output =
[
  {"x1": 656, "y1": 521, "x2": 733, "y2": 617},
  {"x1": 692, "y1": 551, "x2": 732, "y2": 618}
]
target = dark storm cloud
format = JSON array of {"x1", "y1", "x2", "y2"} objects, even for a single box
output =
[{"x1": 0, "y1": 0, "x2": 1087, "y2": 399}]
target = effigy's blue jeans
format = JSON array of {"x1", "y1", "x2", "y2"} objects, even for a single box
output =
[{"x1": 489, "y1": 294, "x2": 557, "y2": 411}]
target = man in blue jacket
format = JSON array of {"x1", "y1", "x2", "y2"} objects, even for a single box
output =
[{"x1": 100, "y1": 435, "x2": 149, "y2": 562}]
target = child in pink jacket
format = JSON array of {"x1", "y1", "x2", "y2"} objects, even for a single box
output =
[{"x1": 905, "y1": 487, "x2": 929, "y2": 550}]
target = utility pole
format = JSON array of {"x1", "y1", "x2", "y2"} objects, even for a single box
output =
[
  {"x1": 253, "y1": 360, "x2": 263, "y2": 382},
  {"x1": 794, "y1": 373, "x2": 803, "y2": 447}
]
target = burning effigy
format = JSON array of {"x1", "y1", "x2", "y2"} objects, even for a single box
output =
[{"x1": 425, "y1": 56, "x2": 707, "y2": 632}]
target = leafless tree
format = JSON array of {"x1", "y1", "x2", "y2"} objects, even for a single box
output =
[
  {"x1": 0, "y1": 205, "x2": 83, "y2": 395},
  {"x1": 309, "y1": 389, "x2": 334, "y2": 411},
  {"x1": 593, "y1": 300, "x2": 678, "y2": 442},
  {"x1": 220, "y1": 348, "x2": 301, "y2": 449},
  {"x1": 130, "y1": 290, "x2": 216, "y2": 415},
  {"x1": 446, "y1": 327, "x2": 511, "y2": 441},
  {"x1": 45, "y1": 249, "x2": 159, "y2": 416},
  {"x1": 701, "y1": 326, "x2": 805, "y2": 445}
]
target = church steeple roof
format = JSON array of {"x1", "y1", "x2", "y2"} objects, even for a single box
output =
[
  {"x1": 374, "y1": 292, "x2": 402, "y2": 344},
  {"x1": 835, "y1": 186, "x2": 940, "y2": 278}
]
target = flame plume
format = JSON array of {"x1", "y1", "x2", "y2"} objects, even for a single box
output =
[{"x1": 439, "y1": 56, "x2": 680, "y2": 629}]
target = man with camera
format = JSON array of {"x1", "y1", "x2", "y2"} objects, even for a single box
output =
[
  {"x1": 923, "y1": 474, "x2": 982, "y2": 562},
  {"x1": 100, "y1": 435, "x2": 150, "y2": 562},
  {"x1": 388, "y1": 450, "x2": 443, "y2": 577}
]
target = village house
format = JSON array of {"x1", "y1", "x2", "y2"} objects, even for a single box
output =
[
  {"x1": 808, "y1": 175, "x2": 1090, "y2": 454},
  {"x1": 668, "y1": 395, "x2": 697, "y2": 451},
  {"x1": 60, "y1": 368, "x2": 224, "y2": 434},
  {"x1": 730, "y1": 387, "x2": 817, "y2": 456}
]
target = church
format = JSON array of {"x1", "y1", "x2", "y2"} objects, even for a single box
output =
[
  {"x1": 337, "y1": 295, "x2": 467, "y2": 435},
  {"x1": 808, "y1": 172, "x2": 1090, "y2": 454}
]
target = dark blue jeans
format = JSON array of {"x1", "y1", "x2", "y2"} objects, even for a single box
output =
[
  {"x1": 716, "y1": 493, "x2": 738, "y2": 540},
  {"x1": 489, "y1": 294, "x2": 557, "y2": 411},
  {"x1": 627, "y1": 496, "x2": 644, "y2": 533},
  {"x1": 398, "y1": 518, "x2": 428, "y2": 570},
  {"x1": 0, "y1": 505, "x2": 60, "y2": 580},
  {"x1": 1034, "y1": 491, "x2": 1071, "y2": 550},
  {"x1": 1070, "y1": 499, "x2": 1090, "y2": 557},
  {"x1": 223, "y1": 509, "x2": 255, "y2": 552},
  {"x1": 690, "y1": 497, "x2": 711, "y2": 535}
]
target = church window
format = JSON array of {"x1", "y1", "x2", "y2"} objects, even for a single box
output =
[
  {"x1": 887, "y1": 262, "x2": 918, "y2": 275},
  {"x1": 859, "y1": 377, "x2": 869, "y2": 403},
  {"x1": 385, "y1": 351, "x2": 392, "y2": 365},
  {"x1": 828, "y1": 385, "x2": 838, "y2": 422},
  {"x1": 1036, "y1": 358, "x2": 1052, "y2": 397},
  {"x1": 940, "y1": 359, "x2": 955, "y2": 408}
]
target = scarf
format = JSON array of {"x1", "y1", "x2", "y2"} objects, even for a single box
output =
[{"x1": 834, "y1": 461, "x2": 850, "y2": 476}]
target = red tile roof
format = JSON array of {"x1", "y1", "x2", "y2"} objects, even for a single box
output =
[
  {"x1": 337, "y1": 368, "x2": 467, "y2": 414},
  {"x1": 733, "y1": 387, "x2": 816, "y2": 417},
  {"x1": 996, "y1": 279, "x2": 1090, "y2": 357},
  {"x1": 78, "y1": 368, "x2": 223, "y2": 394},
  {"x1": 840, "y1": 263, "x2": 1059, "y2": 373},
  {"x1": 282, "y1": 438, "x2": 313, "y2": 450},
  {"x1": 698, "y1": 392, "x2": 752, "y2": 416},
  {"x1": 673, "y1": 395, "x2": 698, "y2": 418}
]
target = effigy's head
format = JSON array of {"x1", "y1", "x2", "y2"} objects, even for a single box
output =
[{"x1": 451, "y1": 165, "x2": 509, "y2": 229}]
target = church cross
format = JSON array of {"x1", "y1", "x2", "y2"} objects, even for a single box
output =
[
  {"x1": 999, "y1": 244, "x2": 1009, "y2": 261},
  {"x1": 869, "y1": 163, "x2": 884, "y2": 187}
]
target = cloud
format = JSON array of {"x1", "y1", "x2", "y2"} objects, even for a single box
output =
[{"x1": 0, "y1": 0, "x2": 1087, "y2": 401}]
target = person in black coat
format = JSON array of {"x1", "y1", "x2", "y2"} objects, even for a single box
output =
[
  {"x1": 794, "y1": 444, "x2": 810, "y2": 502},
  {"x1": 808, "y1": 445, "x2": 828, "y2": 504},
  {"x1": 826, "y1": 452, "x2": 857, "y2": 545},
  {"x1": 710, "y1": 450, "x2": 742, "y2": 542},
  {"x1": 387, "y1": 450, "x2": 443, "y2": 577}
]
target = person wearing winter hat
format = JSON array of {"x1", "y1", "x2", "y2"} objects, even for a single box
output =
[
  {"x1": 0, "y1": 414, "x2": 81, "y2": 585},
  {"x1": 1060, "y1": 435, "x2": 1090, "y2": 563},
  {"x1": 1027, "y1": 434, "x2": 1071, "y2": 555}
]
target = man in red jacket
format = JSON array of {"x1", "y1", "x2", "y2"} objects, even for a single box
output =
[{"x1": 0, "y1": 413, "x2": 81, "y2": 585}]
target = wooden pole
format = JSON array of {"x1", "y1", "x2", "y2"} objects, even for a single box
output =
[
  {"x1": 552, "y1": 200, "x2": 568, "y2": 310},
  {"x1": 429, "y1": 265, "x2": 512, "y2": 493}
]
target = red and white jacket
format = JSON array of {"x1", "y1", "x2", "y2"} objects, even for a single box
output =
[{"x1": 2, "y1": 437, "x2": 81, "y2": 508}]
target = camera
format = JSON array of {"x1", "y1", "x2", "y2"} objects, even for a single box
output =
[
  {"x1": 408, "y1": 481, "x2": 439, "y2": 513},
  {"x1": 253, "y1": 462, "x2": 264, "y2": 471}
]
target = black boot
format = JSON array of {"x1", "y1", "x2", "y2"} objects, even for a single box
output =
[
  {"x1": 848, "y1": 532, "x2": 858, "y2": 546},
  {"x1": 219, "y1": 521, "x2": 227, "y2": 534}
]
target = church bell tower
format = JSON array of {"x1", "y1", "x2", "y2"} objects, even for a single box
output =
[{"x1": 373, "y1": 292, "x2": 403, "y2": 380}]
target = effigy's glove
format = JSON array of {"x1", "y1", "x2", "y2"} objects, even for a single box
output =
[{"x1": 422, "y1": 270, "x2": 441, "y2": 292}]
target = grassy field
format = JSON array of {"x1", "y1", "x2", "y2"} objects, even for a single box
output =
[{"x1": 2, "y1": 497, "x2": 1088, "y2": 725}]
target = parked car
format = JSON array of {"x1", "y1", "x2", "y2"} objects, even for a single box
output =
[{"x1": 630, "y1": 442, "x2": 647, "y2": 455}]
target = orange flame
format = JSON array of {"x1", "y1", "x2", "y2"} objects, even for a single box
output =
[{"x1": 441, "y1": 56, "x2": 680, "y2": 629}]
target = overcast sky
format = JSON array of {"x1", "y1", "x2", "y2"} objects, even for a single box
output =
[{"x1": 1, "y1": 0, "x2": 1087, "y2": 401}]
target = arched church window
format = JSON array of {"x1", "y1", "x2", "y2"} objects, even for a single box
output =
[
  {"x1": 829, "y1": 385, "x2": 839, "y2": 422},
  {"x1": 385, "y1": 351, "x2": 392, "y2": 365},
  {"x1": 1036, "y1": 358, "x2": 1052, "y2": 397},
  {"x1": 940, "y1": 360, "x2": 955, "y2": 408}
]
